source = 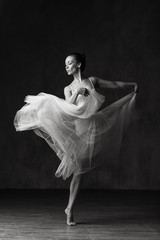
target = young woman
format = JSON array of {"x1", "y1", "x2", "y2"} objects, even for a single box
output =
[{"x1": 14, "y1": 52, "x2": 137, "y2": 226}]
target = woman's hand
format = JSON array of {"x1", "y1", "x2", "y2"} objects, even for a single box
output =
[
  {"x1": 123, "y1": 82, "x2": 138, "y2": 93},
  {"x1": 77, "y1": 88, "x2": 90, "y2": 96},
  {"x1": 134, "y1": 83, "x2": 138, "y2": 93}
]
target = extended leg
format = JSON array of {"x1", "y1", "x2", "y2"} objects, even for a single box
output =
[{"x1": 65, "y1": 173, "x2": 81, "y2": 226}]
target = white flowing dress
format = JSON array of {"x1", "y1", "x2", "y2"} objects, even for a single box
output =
[{"x1": 14, "y1": 77, "x2": 136, "y2": 179}]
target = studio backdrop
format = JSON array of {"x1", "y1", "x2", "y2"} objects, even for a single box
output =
[{"x1": 0, "y1": 0, "x2": 160, "y2": 189}]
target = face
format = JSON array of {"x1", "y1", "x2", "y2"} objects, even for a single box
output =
[{"x1": 65, "y1": 55, "x2": 80, "y2": 75}]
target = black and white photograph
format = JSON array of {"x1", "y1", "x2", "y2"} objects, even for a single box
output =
[{"x1": 0, "y1": 0, "x2": 160, "y2": 239}]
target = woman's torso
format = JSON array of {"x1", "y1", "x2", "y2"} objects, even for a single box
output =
[
  {"x1": 68, "y1": 77, "x2": 105, "y2": 116},
  {"x1": 69, "y1": 77, "x2": 94, "y2": 94}
]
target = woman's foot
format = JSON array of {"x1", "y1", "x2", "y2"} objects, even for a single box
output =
[{"x1": 65, "y1": 208, "x2": 76, "y2": 226}]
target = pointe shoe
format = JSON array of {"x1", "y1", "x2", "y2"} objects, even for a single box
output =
[{"x1": 65, "y1": 208, "x2": 76, "y2": 226}]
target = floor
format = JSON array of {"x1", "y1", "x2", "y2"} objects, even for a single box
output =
[{"x1": 0, "y1": 189, "x2": 159, "y2": 240}]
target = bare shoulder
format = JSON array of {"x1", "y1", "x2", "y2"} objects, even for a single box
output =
[
  {"x1": 64, "y1": 85, "x2": 72, "y2": 95},
  {"x1": 89, "y1": 76, "x2": 99, "y2": 85},
  {"x1": 64, "y1": 85, "x2": 71, "y2": 91}
]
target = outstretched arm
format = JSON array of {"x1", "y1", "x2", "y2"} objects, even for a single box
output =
[{"x1": 91, "y1": 76, "x2": 137, "y2": 92}]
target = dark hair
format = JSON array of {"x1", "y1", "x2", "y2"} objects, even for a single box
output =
[{"x1": 68, "y1": 52, "x2": 86, "y2": 72}]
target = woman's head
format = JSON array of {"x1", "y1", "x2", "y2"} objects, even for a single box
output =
[{"x1": 65, "y1": 52, "x2": 86, "y2": 75}]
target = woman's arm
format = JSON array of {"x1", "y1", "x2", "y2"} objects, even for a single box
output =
[
  {"x1": 64, "y1": 86, "x2": 78, "y2": 104},
  {"x1": 91, "y1": 76, "x2": 137, "y2": 92}
]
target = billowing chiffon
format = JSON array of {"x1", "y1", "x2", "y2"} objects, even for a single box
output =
[{"x1": 14, "y1": 79, "x2": 136, "y2": 179}]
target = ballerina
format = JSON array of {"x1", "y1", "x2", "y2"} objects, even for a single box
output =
[{"x1": 14, "y1": 52, "x2": 137, "y2": 225}]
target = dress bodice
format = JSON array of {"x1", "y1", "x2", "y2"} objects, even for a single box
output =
[
  {"x1": 69, "y1": 77, "x2": 105, "y2": 116},
  {"x1": 69, "y1": 77, "x2": 94, "y2": 94}
]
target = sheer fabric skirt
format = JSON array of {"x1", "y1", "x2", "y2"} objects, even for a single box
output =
[{"x1": 14, "y1": 90, "x2": 136, "y2": 179}]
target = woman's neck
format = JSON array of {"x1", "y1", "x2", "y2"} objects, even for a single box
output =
[{"x1": 73, "y1": 71, "x2": 84, "y2": 82}]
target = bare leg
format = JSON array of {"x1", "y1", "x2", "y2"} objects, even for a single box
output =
[{"x1": 65, "y1": 173, "x2": 81, "y2": 226}]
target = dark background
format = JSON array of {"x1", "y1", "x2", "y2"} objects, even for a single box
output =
[{"x1": 0, "y1": 0, "x2": 160, "y2": 189}]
